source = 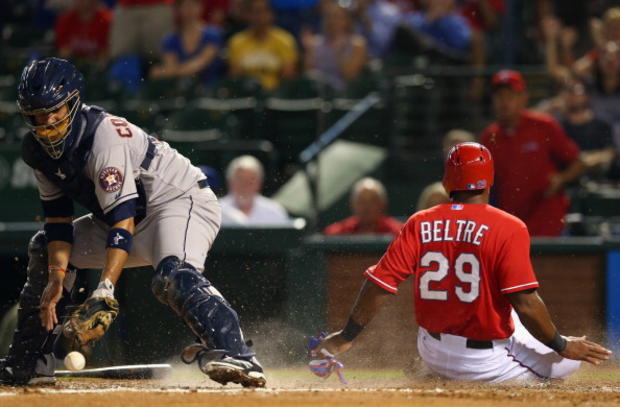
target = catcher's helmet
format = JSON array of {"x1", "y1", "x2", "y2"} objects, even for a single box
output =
[
  {"x1": 17, "y1": 57, "x2": 84, "y2": 159},
  {"x1": 442, "y1": 142, "x2": 494, "y2": 195}
]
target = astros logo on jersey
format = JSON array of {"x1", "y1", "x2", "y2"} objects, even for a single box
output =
[{"x1": 98, "y1": 167, "x2": 124, "y2": 193}]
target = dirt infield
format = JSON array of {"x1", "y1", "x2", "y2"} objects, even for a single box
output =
[{"x1": 1, "y1": 366, "x2": 620, "y2": 407}]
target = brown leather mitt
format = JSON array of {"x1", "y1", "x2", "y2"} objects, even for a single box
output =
[{"x1": 62, "y1": 296, "x2": 119, "y2": 350}]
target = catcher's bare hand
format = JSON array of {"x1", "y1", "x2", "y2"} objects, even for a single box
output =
[
  {"x1": 559, "y1": 336, "x2": 612, "y2": 365},
  {"x1": 318, "y1": 332, "x2": 354, "y2": 356},
  {"x1": 63, "y1": 296, "x2": 119, "y2": 350},
  {"x1": 39, "y1": 274, "x2": 64, "y2": 331}
]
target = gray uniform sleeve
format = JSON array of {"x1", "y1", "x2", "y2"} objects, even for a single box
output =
[
  {"x1": 34, "y1": 169, "x2": 64, "y2": 201},
  {"x1": 88, "y1": 144, "x2": 138, "y2": 214}
]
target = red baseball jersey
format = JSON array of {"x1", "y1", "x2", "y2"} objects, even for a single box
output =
[
  {"x1": 365, "y1": 203, "x2": 539, "y2": 341},
  {"x1": 55, "y1": 7, "x2": 112, "y2": 59}
]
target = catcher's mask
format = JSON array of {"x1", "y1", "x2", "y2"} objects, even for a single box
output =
[{"x1": 17, "y1": 57, "x2": 84, "y2": 160}]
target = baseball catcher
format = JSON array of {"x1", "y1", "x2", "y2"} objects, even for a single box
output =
[{"x1": 0, "y1": 58, "x2": 265, "y2": 387}]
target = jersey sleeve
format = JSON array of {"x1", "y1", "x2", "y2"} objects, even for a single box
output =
[
  {"x1": 496, "y1": 224, "x2": 539, "y2": 294},
  {"x1": 88, "y1": 144, "x2": 138, "y2": 216},
  {"x1": 34, "y1": 169, "x2": 64, "y2": 201},
  {"x1": 364, "y1": 219, "x2": 417, "y2": 293},
  {"x1": 34, "y1": 169, "x2": 74, "y2": 218}
]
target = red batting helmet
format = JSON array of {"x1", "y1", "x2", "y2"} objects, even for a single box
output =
[{"x1": 442, "y1": 142, "x2": 494, "y2": 195}]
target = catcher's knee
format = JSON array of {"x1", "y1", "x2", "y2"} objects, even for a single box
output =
[
  {"x1": 26, "y1": 231, "x2": 47, "y2": 276},
  {"x1": 28, "y1": 230, "x2": 47, "y2": 256},
  {"x1": 19, "y1": 231, "x2": 50, "y2": 308},
  {"x1": 152, "y1": 256, "x2": 225, "y2": 312}
]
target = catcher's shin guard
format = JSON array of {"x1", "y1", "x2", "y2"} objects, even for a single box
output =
[
  {"x1": 1, "y1": 231, "x2": 86, "y2": 385},
  {"x1": 152, "y1": 256, "x2": 254, "y2": 359},
  {"x1": 1, "y1": 231, "x2": 54, "y2": 384}
]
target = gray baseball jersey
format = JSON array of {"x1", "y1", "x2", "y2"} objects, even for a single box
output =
[{"x1": 34, "y1": 111, "x2": 221, "y2": 271}]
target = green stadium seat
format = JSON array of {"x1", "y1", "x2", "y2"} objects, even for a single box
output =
[
  {"x1": 114, "y1": 105, "x2": 161, "y2": 133},
  {"x1": 197, "y1": 77, "x2": 263, "y2": 139},
  {"x1": 265, "y1": 77, "x2": 325, "y2": 163},
  {"x1": 326, "y1": 72, "x2": 387, "y2": 146},
  {"x1": 1, "y1": 25, "x2": 51, "y2": 48},
  {"x1": 160, "y1": 107, "x2": 240, "y2": 164}
]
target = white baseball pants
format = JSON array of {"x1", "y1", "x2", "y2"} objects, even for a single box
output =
[{"x1": 417, "y1": 312, "x2": 581, "y2": 382}]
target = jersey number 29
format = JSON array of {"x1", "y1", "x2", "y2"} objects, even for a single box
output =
[{"x1": 419, "y1": 252, "x2": 480, "y2": 303}]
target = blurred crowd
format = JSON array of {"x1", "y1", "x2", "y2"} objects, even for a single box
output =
[
  {"x1": 2, "y1": 0, "x2": 511, "y2": 92},
  {"x1": 4, "y1": 0, "x2": 620, "y2": 237}
]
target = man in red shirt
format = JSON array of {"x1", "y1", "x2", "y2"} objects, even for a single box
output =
[
  {"x1": 316, "y1": 142, "x2": 609, "y2": 382},
  {"x1": 481, "y1": 70, "x2": 585, "y2": 236},
  {"x1": 324, "y1": 177, "x2": 403, "y2": 236},
  {"x1": 55, "y1": 0, "x2": 113, "y2": 64}
]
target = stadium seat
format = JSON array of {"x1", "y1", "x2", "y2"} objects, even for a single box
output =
[
  {"x1": 160, "y1": 107, "x2": 240, "y2": 165},
  {"x1": 197, "y1": 77, "x2": 263, "y2": 139},
  {"x1": 1, "y1": 24, "x2": 51, "y2": 48},
  {"x1": 326, "y1": 71, "x2": 387, "y2": 146},
  {"x1": 264, "y1": 77, "x2": 326, "y2": 163}
]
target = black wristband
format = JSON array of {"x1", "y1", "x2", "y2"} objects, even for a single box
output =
[
  {"x1": 545, "y1": 332, "x2": 567, "y2": 353},
  {"x1": 106, "y1": 227, "x2": 133, "y2": 253},
  {"x1": 340, "y1": 317, "x2": 365, "y2": 342}
]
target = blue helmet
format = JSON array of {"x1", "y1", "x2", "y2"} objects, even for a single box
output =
[{"x1": 17, "y1": 57, "x2": 84, "y2": 159}]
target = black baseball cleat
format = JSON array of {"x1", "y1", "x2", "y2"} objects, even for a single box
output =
[
  {"x1": 201, "y1": 356, "x2": 266, "y2": 388},
  {"x1": 0, "y1": 359, "x2": 55, "y2": 386}
]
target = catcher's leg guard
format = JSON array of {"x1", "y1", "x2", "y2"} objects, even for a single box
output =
[
  {"x1": 151, "y1": 256, "x2": 254, "y2": 359},
  {"x1": 1, "y1": 231, "x2": 54, "y2": 384},
  {"x1": 0, "y1": 231, "x2": 85, "y2": 385}
]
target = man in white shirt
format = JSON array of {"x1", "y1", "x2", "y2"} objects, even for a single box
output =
[{"x1": 220, "y1": 155, "x2": 290, "y2": 226}]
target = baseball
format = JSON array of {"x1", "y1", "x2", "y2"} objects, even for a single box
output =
[{"x1": 64, "y1": 351, "x2": 86, "y2": 371}]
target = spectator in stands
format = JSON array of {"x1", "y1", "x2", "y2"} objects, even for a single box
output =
[
  {"x1": 54, "y1": 0, "x2": 113, "y2": 66},
  {"x1": 558, "y1": 79, "x2": 616, "y2": 178},
  {"x1": 201, "y1": 0, "x2": 230, "y2": 27},
  {"x1": 545, "y1": 8, "x2": 620, "y2": 84},
  {"x1": 271, "y1": 0, "x2": 320, "y2": 39},
  {"x1": 109, "y1": 0, "x2": 174, "y2": 62},
  {"x1": 149, "y1": 0, "x2": 223, "y2": 85},
  {"x1": 416, "y1": 129, "x2": 476, "y2": 211},
  {"x1": 220, "y1": 155, "x2": 290, "y2": 226},
  {"x1": 227, "y1": 0, "x2": 298, "y2": 90},
  {"x1": 223, "y1": 0, "x2": 249, "y2": 38},
  {"x1": 302, "y1": 2, "x2": 367, "y2": 91},
  {"x1": 460, "y1": 0, "x2": 505, "y2": 100},
  {"x1": 324, "y1": 177, "x2": 403, "y2": 236},
  {"x1": 353, "y1": 0, "x2": 401, "y2": 58},
  {"x1": 481, "y1": 70, "x2": 586, "y2": 236},
  {"x1": 399, "y1": 0, "x2": 472, "y2": 60}
]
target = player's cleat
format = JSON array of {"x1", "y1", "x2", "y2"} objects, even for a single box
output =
[
  {"x1": 0, "y1": 359, "x2": 55, "y2": 386},
  {"x1": 201, "y1": 356, "x2": 266, "y2": 388},
  {"x1": 181, "y1": 343, "x2": 266, "y2": 388}
]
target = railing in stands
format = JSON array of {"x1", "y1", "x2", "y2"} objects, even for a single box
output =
[{"x1": 298, "y1": 92, "x2": 382, "y2": 226}]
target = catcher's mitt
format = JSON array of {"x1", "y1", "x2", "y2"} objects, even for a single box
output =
[{"x1": 62, "y1": 296, "x2": 119, "y2": 350}]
